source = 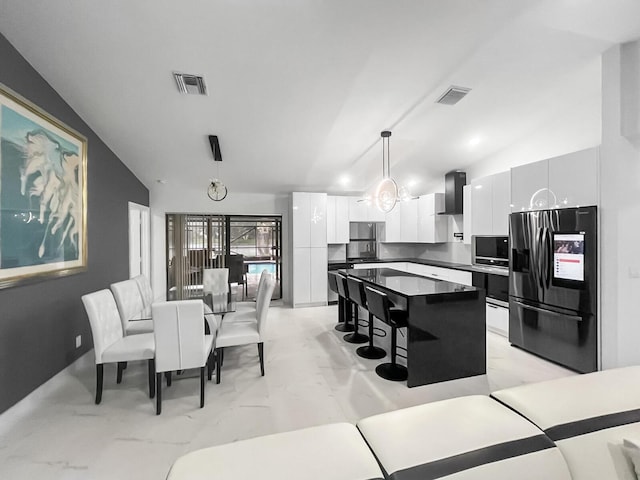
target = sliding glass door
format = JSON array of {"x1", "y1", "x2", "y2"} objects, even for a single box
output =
[{"x1": 166, "y1": 214, "x2": 282, "y2": 301}]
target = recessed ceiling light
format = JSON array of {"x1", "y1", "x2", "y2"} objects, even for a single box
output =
[
  {"x1": 339, "y1": 175, "x2": 351, "y2": 186},
  {"x1": 468, "y1": 136, "x2": 482, "y2": 148},
  {"x1": 407, "y1": 178, "x2": 419, "y2": 188}
]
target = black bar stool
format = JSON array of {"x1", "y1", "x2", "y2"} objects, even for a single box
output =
[
  {"x1": 330, "y1": 272, "x2": 355, "y2": 332},
  {"x1": 345, "y1": 278, "x2": 386, "y2": 360},
  {"x1": 364, "y1": 286, "x2": 408, "y2": 382},
  {"x1": 343, "y1": 277, "x2": 370, "y2": 344}
]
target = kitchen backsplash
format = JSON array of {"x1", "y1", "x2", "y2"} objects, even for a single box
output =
[
  {"x1": 328, "y1": 244, "x2": 346, "y2": 261},
  {"x1": 379, "y1": 241, "x2": 471, "y2": 265},
  {"x1": 417, "y1": 242, "x2": 471, "y2": 264}
]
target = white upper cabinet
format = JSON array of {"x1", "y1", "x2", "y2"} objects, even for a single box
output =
[
  {"x1": 335, "y1": 196, "x2": 350, "y2": 242},
  {"x1": 382, "y1": 199, "x2": 420, "y2": 243},
  {"x1": 292, "y1": 192, "x2": 311, "y2": 248},
  {"x1": 326, "y1": 195, "x2": 349, "y2": 244},
  {"x1": 469, "y1": 171, "x2": 511, "y2": 237},
  {"x1": 471, "y1": 176, "x2": 493, "y2": 236},
  {"x1": 348, "y1": 196, "x2": 386, "y2": 222},
  {"x1": 292, "y1": 192, "x2": 327, "y2": 248},
  {"x1": 326, "y1": 196, "x2": 336, "y2": 244},
  {"x1": 463, "y1": 185, "x2": 472, "y2": 245},
  {"x1": 382, "y1": 196, "x2": 446, "y2": 243},
  {"x1": 510, "y1": 159, "x2": 549, "y2": 212},
  {"x1": 348, "y1": 197, "x2": 368, "y2": 222},
  {"x1": 511, "y1": 147, "x2": 599, "y2": 212},
  {"x1": 400, "y1": 199, "x2": 419, "y2": 242},
  {"x1": 368, "y1": 203, "x2": 387, "y2": 222},
  {"x1": 383, "y1": 203, "x2": 402, "y2": 243},
  {"x1": 418, "y1": 193, "x2": 448, "y2": 243},
  {"x1": 491, "y1": 171, "x2": 511, "y2": 235},
  {"x1": 309, "y1": 193, "x2": 327, "y2": 247},
  {"x1": 548, "y1": 148, "x2": 599, "y2": 208}
]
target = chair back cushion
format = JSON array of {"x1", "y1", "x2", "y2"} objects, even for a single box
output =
[
  {"x1": 153, "y1": 300, "x2": 207, "y2": 373},
  {"x1": 327, "y1": 271, "x2": 339, "y2": 294},
  {"x1": 346, "y1": 276, "x2": 366, "y2": 308},
  {"x1": 335, "y1": 273, "x2": 348, "y2": 298},
  {"x1": 81, "y1": 290, "x2": 124, "y2": 364},
  {"x1": 203, "y1": 268, "x2": 229, "y2": 295},
  {"x1": 133, "y1": 274, "x2": 154, "y2": 308},
  {"x1": 110, "y1": 279, "x2": 145, "y2": 332},
  {"x1": 255, "y1": 268, "x2": 269, "y2": 298},
  {"x1": 256, "y1": 274, "x2": 276, "y2": 336},
  {"x1": 364, "y1": 286, "x2": 390, "y2": 324}
]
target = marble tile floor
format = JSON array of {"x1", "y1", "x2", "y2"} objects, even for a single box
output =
[{"x1": 0, "y1": 304, "x2": 574, "y2": 479}]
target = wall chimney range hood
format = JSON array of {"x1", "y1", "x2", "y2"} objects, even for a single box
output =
[{"x1": 439, "y1": 171, "x2": 466, "y2": 215}]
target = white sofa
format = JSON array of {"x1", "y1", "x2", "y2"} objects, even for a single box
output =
[
  {"x1": 166, "y1": 423, "x2": 384, "y2": 480},
  {"x1": 166, "y1": 367, "x2": 640, "y2": 479},
  {"x1": 492, "y1": 365, "x2": 640, "y2": 480}
]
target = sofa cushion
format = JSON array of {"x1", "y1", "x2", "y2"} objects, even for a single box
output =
[
  {"x1": 166, "y1": 423, "x2": 384, "y2": 480},
  {"x1": 357, "y1": 395, "x2": 571, "y2": 480},
  {"x1": 492, "y1": 366, "x2": 640, "y2": 480}
]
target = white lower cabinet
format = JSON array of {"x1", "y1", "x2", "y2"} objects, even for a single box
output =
[
  {"x1": 293, "y1": 247, "x2": 327, "y2": 307},
  {"x1": 354, "y1": 262, "x2": 407, "y2": 271},
  {"x1": 486, "y1": 302, "x2": 509, "y2": 337},
  {"x1": 293, "y1": 248, "x2": 311, "y2": 305}
]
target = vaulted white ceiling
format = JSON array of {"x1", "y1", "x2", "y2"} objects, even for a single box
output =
[{"x1": 1, "y1": 0, "x2": 639, "y2": 197}]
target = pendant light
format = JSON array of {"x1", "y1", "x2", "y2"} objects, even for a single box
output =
[{"x1": 374, "y1": 130, "x2": 398, "y2": 213}]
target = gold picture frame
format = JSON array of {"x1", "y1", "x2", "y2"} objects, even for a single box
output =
[{"x1": 0, "y1": 83, "x2": 88, "y2": 289}]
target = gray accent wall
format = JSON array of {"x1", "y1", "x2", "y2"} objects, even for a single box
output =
[{"x1": 0, "y1": 33, "x2": 149, "y2": 413}]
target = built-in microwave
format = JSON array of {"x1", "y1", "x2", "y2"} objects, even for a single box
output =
[{"x1": 472, "y1": 235, "x2": 509, "y2": 267}]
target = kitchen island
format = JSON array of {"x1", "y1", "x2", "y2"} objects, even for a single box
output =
[{"x1": 343, "y1": 268, "x2": 486, "y2": 387}]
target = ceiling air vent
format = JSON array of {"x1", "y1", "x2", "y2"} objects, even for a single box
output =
[
  {"x1": 173, "y1": 72, "x2": 208, "y2": 95},
  {"x1": 436, "y1": 86, "x2": 471, "y2": 106}
]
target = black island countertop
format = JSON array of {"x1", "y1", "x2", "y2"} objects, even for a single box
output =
[
  {"x1": 342, "y1": 267, "x2": 480, "y2": 300},
  {"x1": 329, "y1": 257, "x2": 509, "y2": 277}
]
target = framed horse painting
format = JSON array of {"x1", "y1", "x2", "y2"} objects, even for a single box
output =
[{"x1": 0, "y1": 83, "x2": 87, "y2": 289}]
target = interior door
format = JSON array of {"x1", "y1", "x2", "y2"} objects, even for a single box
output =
[{"x1": 128, "y1": 202, "x2": 150, "y2": 279}]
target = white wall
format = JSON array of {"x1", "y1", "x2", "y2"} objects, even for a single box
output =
[
  {"x1": 600, "y1": 41, "x2": 640, "y2": 369},
  {"x1": 149, "y1": 185, "x2": 292, "y2": 305},
  {"x1": 464, "y1": 95, "x2": 601, "y2": 183}
]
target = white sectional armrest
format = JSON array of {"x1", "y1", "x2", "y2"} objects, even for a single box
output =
[
  {"x1": 492, "y1": 366, "x2": 640, "y2": 480},
  {"x1": 357, "y1": 395, "x2": 571, "y2": 480},
  {"x1": 166, "y1": 423, "x2": 383, "y2": 480},
  {"x1": 492, "y1": 366, "x2": 640, "y2": 434}
]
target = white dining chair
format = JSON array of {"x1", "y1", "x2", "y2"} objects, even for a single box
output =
[
  {"x1": 229, "y1": 269, "x2": 269, "y2": 319},
  {"x1": 111, "y1": 279, "x2": 154, "y2": 335},
  {"x1": 133, "y1": 274, "x2": 154, "y2": 309},
  {"x1": 215, "y1": 274, "x2": 275, "y2": 384},
  {"x1": 81, "y1": 289, "x2": 156, "y2": 405},
  {"x1": 152, "y1": 300, "x2": 215, "y2": 415}
]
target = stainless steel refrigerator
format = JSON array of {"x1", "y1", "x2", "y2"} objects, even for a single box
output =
[{"x1": 509, "y1": 206, "x2": 597, "y2": 373}]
